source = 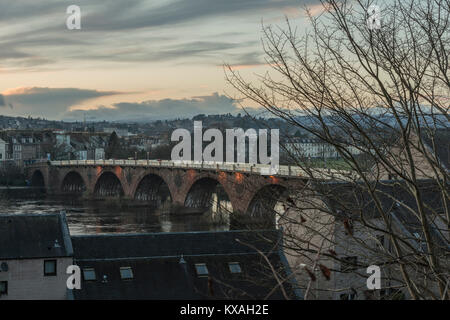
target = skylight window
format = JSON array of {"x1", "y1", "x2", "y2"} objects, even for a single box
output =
[
  {"x1": 195, "y1": 263, "x2": 209, "y2": 276},
  {"x1": 120, "y1": 267, "x2": 134, "y2": 280},
  {"x1": 83, "y1": 268, "x2": 96, "y2": 281},
  {"x1": 44, "y1": 260, "x2": 57, "y2": 276},
  {"x1": 228, "y1": 262, "x2": 242, "y2": 274}
]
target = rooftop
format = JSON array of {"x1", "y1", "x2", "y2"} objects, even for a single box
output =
[
  {"x1": 71, "y1": 230, "x2": 301, "y2": 300},
  {"x1": 72, "y1": 229, "x2": 281, "y2": 260},
  {"x1": 0, "y1": 212, "x2": 73, "y2": 260}
]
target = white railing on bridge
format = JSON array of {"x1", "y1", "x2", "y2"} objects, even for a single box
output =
[{"x1": 48, "y1": 159, "x2": 353, "y2": 179}]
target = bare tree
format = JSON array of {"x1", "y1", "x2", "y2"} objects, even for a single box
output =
[{"x1": 225, "y1": 0, "x2": 449, "y2": 300}]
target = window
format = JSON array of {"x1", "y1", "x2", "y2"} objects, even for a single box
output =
[
  {"x1": 228, "y1": 262, "x2": 242, "y2": 274},
  {"x1": 44, "y1": 260, "x2": 57, "y2": 276},
  {"x1": 120, "y1": 267, "x2": 134, "y2": 280},
  {"x1": 341, "y1": 256, "x2": 358, "y2": 272},
  {"x1": 83, "y1": 268, "x2": 96, "y2": 281},
  {"x1": 0, "y1": 281, "x2": 7, "y2": 295},
  {"x1": 195, "y1": 263, "x2": 209, "y2": 277}
]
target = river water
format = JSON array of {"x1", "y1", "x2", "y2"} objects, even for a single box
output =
[{"x1": 0, "y1": 187, "x2": 230, "y2": 235}]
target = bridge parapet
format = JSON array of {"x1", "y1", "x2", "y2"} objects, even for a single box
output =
[{"x1": 48, "y1": 159, "x2": 352, "y2": 180}]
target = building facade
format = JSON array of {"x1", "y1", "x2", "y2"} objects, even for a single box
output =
[
  {"x1": 284, "y1": 138, "x2": 361, "y2": 159},
  {"x1": 0, "y1": 212, "x2": 74, "y2": 300},
  {"x1": 0, "y1": 138, "x2": 7, "y2": 161}
]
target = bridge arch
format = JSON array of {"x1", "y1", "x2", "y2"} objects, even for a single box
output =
[
  {"x1": 243, "y1": 184, "x2": 289, "y2": 229},
  {"x1": 31, "y1": 170, "x2": 45, "y2": 188},
  {"x1": 94, "y1": 171, "x2": 124, "y2": 198},
  {"x1": 134, "y1": 173, "x2": 172, "y2": 207},
  {"x1": 61, "y1": 171, "x2": 86, "y2": 194},
  {"x1": 184, "y1": 176, "x2": 234, "y2": 215}
]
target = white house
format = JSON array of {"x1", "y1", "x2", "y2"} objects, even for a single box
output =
[
  {"x1": 284, "y1": 138, "x2": 361, "y2": 159},
  {"x1": 0, "y1": 138, "x2": 7, "y2": 161},
  {"x1": 0, "y1": 212, "x2": 74, "y2": 300}
]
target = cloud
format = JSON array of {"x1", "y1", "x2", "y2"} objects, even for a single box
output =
[
  {"x1": 75, "y1": 40, "x2": 258, "y2": 64},
  {"x1": 0, "y1": 0, "x2": 320, "y2": 69},
  {"x1": 0, "y1": 0, "x2": 319, "y2": 29},
  {"x1": 63, "y1": 92, "x2": 240, "y2": 121},
  {"x1": 1, "y1": 87, "x2": 245, "y2": 121},
  {"x1": 2, "y1": 87, "x2": 121, "y2": 118},
  {"x1": 81, "y1": 0, "x2": 315, "y2": 31}
]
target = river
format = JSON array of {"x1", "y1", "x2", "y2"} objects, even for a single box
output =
[{"x1": 0, "y1": 187, "x2": 230, "y2": 235}]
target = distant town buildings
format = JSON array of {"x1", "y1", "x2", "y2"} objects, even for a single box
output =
[
  {"x1": 54, "y1": 131, "x2": 108, "y2": 161},
  {"x1": 0, "y1": 130, "x2": 53, "y2": 164},
  {"x1": 283, "y1": 137, "x2": 361, "y2": 159},
  {"x1": 124, "y1": 134, "x2": 164, "y2": 152},
  {"x1": 0, "y1": 130, "x2": 125, "y2": 163},
  {"x1": 103, "y1": 127, "x2": 131, "y2": 137},
  {"x1": 0, "y1": 124, "x2": 175, "y2": 166}
]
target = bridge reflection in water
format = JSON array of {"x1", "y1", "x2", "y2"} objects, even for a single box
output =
[{"x1": 0, "y1": 189, "x2": 233, "y2": 235}]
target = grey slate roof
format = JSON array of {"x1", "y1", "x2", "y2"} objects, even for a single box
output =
[
  {"x1": 71, "y1": 230, "x2": 301, "y2": 300},
  {"x1": 71, "y1": 230, "x2": 281, "y2": 260},
  {"x1": 73, "y1": 253, "x2": 295, "y2": 300},
  {"x1": 0, "y1": 212, "x2": 73, "y2": 260}
]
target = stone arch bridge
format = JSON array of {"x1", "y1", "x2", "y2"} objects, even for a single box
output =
[{"x1": 26, "y1": 160, "x2": 331, "y2": 216}]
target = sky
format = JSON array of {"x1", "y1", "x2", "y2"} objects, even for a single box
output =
[{"x1": 0, "y1": 0, "x2": 321, "y2": 122}]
